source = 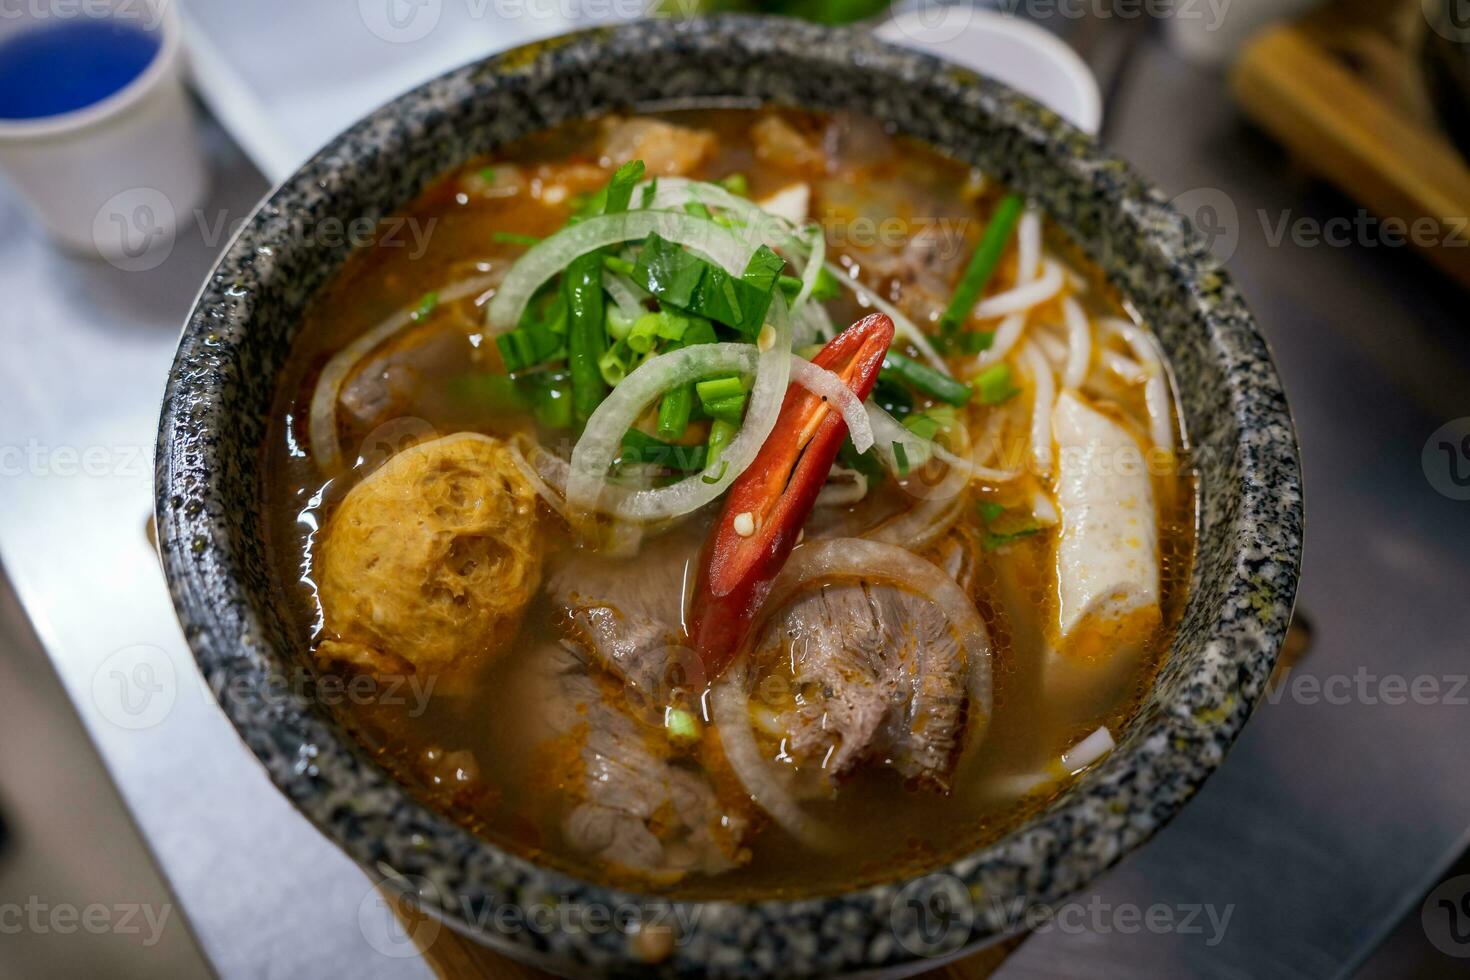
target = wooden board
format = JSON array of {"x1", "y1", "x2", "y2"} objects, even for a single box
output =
[{"x1": 1230, "y1": 3, "x2": 1470, "y2": 289}]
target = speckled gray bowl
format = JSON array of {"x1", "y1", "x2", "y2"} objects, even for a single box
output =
[{"x1": 156, "y1": 16, "x2": 1302, "y2": 978}]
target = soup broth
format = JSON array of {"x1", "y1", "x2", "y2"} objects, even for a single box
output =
[{"x1": 263, "y1": 108, "x2": 1196, "y2": 898}]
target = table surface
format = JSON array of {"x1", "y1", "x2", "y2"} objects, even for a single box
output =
[{"x1": 2, "y1": 22, "x2": 1469, "y2": 980}]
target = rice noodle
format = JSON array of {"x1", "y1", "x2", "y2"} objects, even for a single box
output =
[
  {"x1": 566, "y1": 294, "x2": 792, "y2": 523},
  {"x1": 970, "y1": 311, "x2": 1028, "y2": 371},
  {"x1": 972, "y1": 259, "x2": 1064, "y2": 320},
  {"x1": 307, "y1": 273, "x2": 500, "y2": 472},
  {"x1": 1103, "y1": 317, "x2": 1175, "y2": 453},
  {"x1": 1060, "y1": 297, "x2": 1092, "y2": 390},
  {"x1": 824, "y1": 262, "x2": 949, "y2": 374},
  {"x1": 791, "y1": 357, "x2": 874, "y2": 453},
  {"x1": 488, "y1": 212, "x2": 756, "y2": 331},
  {"x1": 864, "y1": 490, "x2": 967, "y2": 550},
  {"x1": 1061, "y1": 726, "x2": 1115, "y2": 772},
  {"x1": 1101, "y1": 349, "x2": 1145, "y2": 384},
  {"x1": 1017, "y1": 209, "x2": 1042, "y2": 284},
  {"x1": 1021, "y1": 341, "x2": 1055, "y2": 476},
  {"x1": 1032, "y1": 328, "x2": 1068, "y2": 368}
]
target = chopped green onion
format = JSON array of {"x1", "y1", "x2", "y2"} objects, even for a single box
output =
[
  {"x1": 564, "y1": 252, "x2": 608, "y2": 423},
  {"x1": 940, "y1": 193, "x2": 1025, "y2": 339},
  {"x1": 719, "y1": 173, "x2": 749, "y2": 197},
  {"x1": 657, "y1": 384, "x2": 694, "y2": 440},
  {"x1": 605, "y1": 305, "x2": 636, "y2": 341},
  {"x1": 627, "y1": 313, "x2": 663, "y2": 354},
  {"x1": 893, "y1": 441, "x2": 911, "y2": 477},
  {"x1": 703, "y1": 393, "x2": 748, "y2": 425},
  {"x1": 701, "y1": 459, "x2": 730, "y2": 484},
  {"x1": 904, "y1": 406, "x2": 958, "y2": 443},
  {"x1": 972, "y1": 363, "x2": 1019, "y2": 405},
  {"x1": 705, "y1": 418, "x2": 738, "y2": 469},
  {"x1": 639, "y1": 179, "x2": 658, "y2": 209},
  {"x1": 684, "y1": 199, "x2": 713, "y2": 220},
  {"x1": 492, "y1": 230, "x2": 541, "y2": 247},
  {"x1": 880, "y1": 351, "x2": 972, "y2": 406},
  {"x1": 603, "y1": 254, "x2": 637, "y2": 278},
  {"x1": 495, "y1": 327, "x2": 564, "y2": 373},
  {"x1": 978, "y1": 501, "x2": 1006, "y2": 524},
  {"x1": 664, "y1": 706, "x2": 702, "y2": 745},
  {"x1": 411, "y1": 291, "x2": 439, "y2": 321},
  {"x1": 955, "y1": 331, "x2": 994, "y2": 355},
  {"x1": 983, "y1": 526, "x2": 1042, "y2": 551},
  {"x1": 597, "y1": 340, "x2": 633, "y2": 387},
  {"x1": 478, "y1": 165, "x2": 497, "y2": 184},
  {"x1": 695, "y1": 375, "x2": 749, "y2": 406}
]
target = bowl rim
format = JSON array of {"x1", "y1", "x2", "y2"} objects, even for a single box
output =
[{"x1": 155, "y1": 15, "x2": 1303, "y2": 976}]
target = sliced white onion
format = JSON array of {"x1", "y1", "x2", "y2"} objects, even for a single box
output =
[
  {"x1": 567, "y1": 295, "x2": 792, "y2": 523},
  {"x1": 863, "y1": 490, "x2": 966, "y2": 551},
  {"x1": 488, "y1": 212, "x2": 756, "y2": 331},
  {"x1": 1029, "y1": 486, "x2": 1060, "y2": 527},
  {"x1": 1021, "y1": 341, "x2": 1055, "y2": 476},
  {"x1": 791, "y1": 356, "x2": 874, "y2": 453},
  {"x1": 1062, "y1": 726, "x2": 1115, "y2": 772},
  {"x1": 601, "y1": 270, "x2": 646, "y2": 321},
  {"x1": 973, "y1": 259, "x2": 1064, "y2": 320},
  {"x1": 710, "y1": 667, "x2": 831, "y2": 849},
  {"x1": 815, "y1": 466, "x2": 868, "y2": 508},
  {"x1": 308, "y1": 273, "x2": 500, "y2": 472},
  {"x1": 1061, "y1": 297, "x2": 1091, "y2": 391},
  {"x1": 790, "y1": 224, "x2": 825, "y2": 313},
  {"x1": 825, "y1": 262, "x2": 949, "y2": 374},
  {"x1": 1102, "y1": 317, "x2": 1175, "y2": 453},
  {"x1": 507, "y1": 437, "x2": 568, "y2": 519}
]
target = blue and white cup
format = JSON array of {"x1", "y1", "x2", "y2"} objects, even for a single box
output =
[{"x1": 0, "y1": 0, "x2": 207, "y2": 262}]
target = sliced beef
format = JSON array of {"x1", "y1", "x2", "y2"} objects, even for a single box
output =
[
  {"x1": 545, "y1": 534, "x2": 700, "y2": 698},
  {"x1": 753, "y1": 578, "x2": 971, "y2": 789},
  {"x1": 533, "y1": 644, "x2": 746, "y2": 881}
]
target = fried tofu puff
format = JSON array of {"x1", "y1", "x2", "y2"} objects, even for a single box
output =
[{"x1": 315, "y1": 433, "x2": 543, "y2": 681}]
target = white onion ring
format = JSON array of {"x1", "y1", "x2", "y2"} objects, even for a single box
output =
[
  {"x1": 815, "y1": 466, "x2": 868, "y2": 508},
  {"x1": 824, "y1": 262, "x2": 949, "y2": 374},
  {"x1": 713, "y1": 540, "x2": 993, "y2": 840},
  {"x1": 791, "y1": 356, "x2": 874, "y2": 453},
  {"x1": 710, "y1": 666, "x2": 830, "y2": 849},
  {"x1": 566, "y1": 294, "x2": 792, "y2": 523},
  {"x1": 487, "y1": 212, "x2": 757, "y2": 331},
  {"x1": 601, "y1": 270, "x2": 646, "y2": 321},
  {"x1": 307, "y1": 273, "x2": 500, "y2": 472}
]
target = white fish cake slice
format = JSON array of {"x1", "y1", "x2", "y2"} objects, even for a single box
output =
[{"x1": 1052, "y1": 390, "x2": 1162, "y2": 660}]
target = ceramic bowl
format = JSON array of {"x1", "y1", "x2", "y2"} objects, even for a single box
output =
[{"x1": 156, "y1": 16, "x2": 1303, "y2": 977}]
